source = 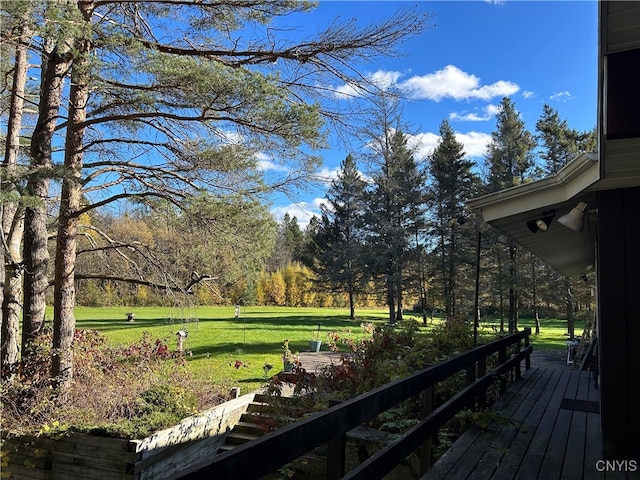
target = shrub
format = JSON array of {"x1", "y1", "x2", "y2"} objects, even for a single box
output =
[
  {"x1": 261, "y1": 316, "x2": 499, "y2": 458},
  {"x1": 1, "y1": 330, "x2": 230, "y2": 439}
]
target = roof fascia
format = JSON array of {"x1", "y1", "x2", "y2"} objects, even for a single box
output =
[{"x1": 468, "y1": 153, "x2": 599, "y2": 222}]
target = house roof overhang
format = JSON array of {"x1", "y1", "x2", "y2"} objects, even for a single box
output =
[{"x1": 468, "y1": 153, "x2": 600, "y2": 277}]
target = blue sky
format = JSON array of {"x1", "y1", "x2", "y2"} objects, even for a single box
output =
[{"x1": 269, "y1": 1, "x2": 599, "y2": 226}]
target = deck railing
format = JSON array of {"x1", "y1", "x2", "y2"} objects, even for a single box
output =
[{"x1": 170, "y1": 328, "x2": 532, "y2": 480}]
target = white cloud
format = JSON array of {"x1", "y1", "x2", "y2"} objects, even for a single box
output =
[
  {"x1": 216, "y1": 130, "x2": 243, "y2": 144},
  {"x1": 449, "y1": 111, "x2": 488, "y2": 122},
  {"x1": 454, "y1": 131, "x2": 492, "y2": 158},
  {"x1": 311, "y1": 166, "x2": 341, "y2": 184},
  {"x1": 550, "y1": 91, "x2": 575, "y2": 102},
  {"x1": 334, "y1": 81, "x2": 364, "y2": 99},
  {"x1": 272, "y1": 198, "x2": 328, "y2": 228},
  {"x1": 333, "y1": 69, "x2": 403, "y2": 99},
  {"x1": 398, "y1": 65, "x2": 519, "y2": 102},
  {"x1": 332, "y1": 65, "x2": 518, "y2": 103},
  {"x1": 449, "y1": 104, "x2": 501, "y2": 122},
  {"x1": 407, "y1": 130, "x2": 490, "y2": 159},
  {"x1": 406, "y1": 131, "x2": 441, "y2": 159},
  {"x1": 522, "y1": 90, "x2": 536, "y2": 99},
  {"x1": 369, "y1": 70, "x2": 403, "y2": 89},
  {"x1": 256, "y1": 152, "x2": 290, "y2": 172}
]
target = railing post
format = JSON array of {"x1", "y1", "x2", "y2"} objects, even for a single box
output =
[
  {"x1": 466, "y1": 360, "x2": 476, "y2": 411},
  {"x1": 525, "y1": 330, "x2": 531, "y2": 370},
  {"x1": 326, "y1": 399, "x2": 346, "y2": 480},
  {"x1": 498, "y1": 347, "x2": 507, "y2": 394},
  {"x1": 466, "y1": 362, "x2": 476, "y2": 386},
  {"x1": 418, "y1": 386, "x2": 435, "y2": 474},
  {"x1": 478, "y1": 357, "x2": 487, "y2": 409},
  {"x1": 514, "y1": 336, "x2": 522, "y2": 381}
]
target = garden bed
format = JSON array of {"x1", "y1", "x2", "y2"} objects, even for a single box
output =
[{"x1": 1, "y1": 391, "x2": 257, "y2": 480}]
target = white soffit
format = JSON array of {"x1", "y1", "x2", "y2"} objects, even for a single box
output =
[{"x1": 469, "y1": 153, "x2": 600, "y2": 221}]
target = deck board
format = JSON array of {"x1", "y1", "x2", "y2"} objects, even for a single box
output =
[
  {"x1": 422, "y1": 365, "x2": 604, "y2": 480},
  {"x1": 490, "y1": 369, "x2": 560, "y2": 480},
  {"x1": 428, "y1": 368, "x2": 545, "y2": 480},
  {"x1": 473, "y1": 368, "x2": 551, "y2": 480}
]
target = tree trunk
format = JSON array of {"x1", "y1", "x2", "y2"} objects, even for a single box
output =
[
  {"x1": 52, "y1": 18, "x2": 92, "y2": 397},
  {"x1": 565, "y1": 277, "x2": 575, "y2": 340},
  {"x1": 1, "y1": 262, "x2": 22, "y2": 379},
  {"x1": 23, "y1": 42, "x2": 70, "y2": 355},
  {"x1": 497, "y1": 249, "x2": 505, "y2": 332},
  {"x1": 448, "y1": 224, "x2": 456, "y2": 317},
  {"x1": 2, "y1": 207, "x2": 25, "y2": 378},
  {"x1": 348, "y1": 289, "x2": 355, "y2": 320},
  {"x1": 531, "y1": 256, "x2": 540, "y2": 335},
  {"x1": 439, "y1": 228, "x2": 450, "y2": 319},
  {"x1": 387, "y1": 274, "x2": 396, "y2": 326},
  {"x1": 1, "y1": 21, "x2": 30, "y2": 378},
  {"x1": 508, "y1": 242, "x2": 518, "y2": 333}
]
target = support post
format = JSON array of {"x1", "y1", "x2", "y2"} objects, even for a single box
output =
[
  {"x1": 418, "y1": 386, "x2": 435, "y2": 474},
  {"x1": 326, "y1": 399, "x2": 346, "y2": 480},
  {"x1": 498, "y1": 347, "x2": 507, "y2": 394},
  {"x1": 478, "y1": 357, "x2": 487, "y2": 409}
]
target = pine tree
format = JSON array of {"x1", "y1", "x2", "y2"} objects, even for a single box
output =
[
  {"x1": 10, "y1": 1, "x2": 428, "y2": 396},
  {"x1": 486, "y1": 97, "x2": 536, "y2": 192},
  {"x1": 485, "y1": 97, "x2": 536, "y2": 333},
  {"x1": 536, "y1": 104, "x2": 596, "y2": 175},
  {"x1": 428, "y1": 119, "x2": 478, "y2": 319},
  {"x1": 365, "y1": 129, "x2": 428, "y2": 324},
  {"x1": 535, "y1": 104, "x2": 596, "y2": 338},
  {"x1": 311, "y1": 154, "x2": 367, "y2": 319}
]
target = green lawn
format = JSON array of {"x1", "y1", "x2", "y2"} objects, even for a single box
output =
[
  {"x1": 67, "y1": 306, "x2": 389, "y2": 393},
  {"x1": 474, "y1": 317, "x2": 585, "y2": 351},
  {"x1": 58, "y1": 306, "x2": 580, "y2": 394}
]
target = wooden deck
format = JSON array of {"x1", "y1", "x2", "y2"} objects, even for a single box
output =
[{"x1": 421, "y1": 365, "x2": 625, "y2": 480}]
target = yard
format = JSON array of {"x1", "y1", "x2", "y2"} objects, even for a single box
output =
[{"x1": 65, "y1": 306, "x2": 583, "y2": 394}]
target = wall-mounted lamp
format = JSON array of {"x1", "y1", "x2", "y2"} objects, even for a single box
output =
[
  {"x1": 527, "y1": 210, "x2": 555, "y2": 233},
  {"x1": 557, "y1": 202, "x2": 588, "y2": 232}
]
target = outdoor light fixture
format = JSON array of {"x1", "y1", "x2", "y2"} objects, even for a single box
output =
[
  {"x1": 557, "y1": 202, "x2": 588, "y2": 232},
  {"x1": 527, "y1": 210, "x2": 555, "y2": 233}
]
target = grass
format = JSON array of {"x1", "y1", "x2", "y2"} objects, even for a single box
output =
[
  {"x1": 475, "y1": 316, "x2": 585, "y2": 351},
  {"x1": 65, "y1": 306, "x2": 389, "y2": 394},
  {"x1": 49, "y1": 306, "x2": 582, "y2": 394}
]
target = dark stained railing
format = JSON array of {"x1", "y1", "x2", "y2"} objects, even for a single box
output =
[{"x1": 170, "y1": 328, "x2": 532, "y2": 480}]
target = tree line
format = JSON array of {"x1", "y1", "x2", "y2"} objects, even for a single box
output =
[
  {"x1": 1, "y1": 0, "x2": 428, "y2": 399},
  {"x1": 1, "y1": 1, "x2": 594, "y2": 405},
  {"x1": 291, "y1": 97, "x2": 596, "y2": 330}
]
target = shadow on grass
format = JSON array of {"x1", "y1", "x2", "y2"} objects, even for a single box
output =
[
  {"x1": 75, "y1": 314, "x2": 373, "y2": 361},
  {"x1": 236, "y1": 378, "x2": 268, "y2": 384},
  {"x1": 185, "y1": 338, "x2": 339, "y2": 359},
  {"x1": 77, "y1": 314, "x2": 373, "y2": 333}
]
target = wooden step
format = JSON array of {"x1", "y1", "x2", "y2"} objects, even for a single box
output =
[
  {"x1": 224, "y1": 431, "x2": 262, "y2": 445},
  {"x1": 217, "y1": 444, "x2": 235, "y2": 452},
  {"x1": 218, "y1": 396, "x2": 302, "y2": 454},
  {"x1": 233, "y1": 420, "x2": 265, "y2": 436},
  {"x1": 241, "y1": 410, "x2": 297, "y2": 425}
]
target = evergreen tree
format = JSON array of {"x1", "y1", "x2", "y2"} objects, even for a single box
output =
[
  {"x1": 283, "y1": 214, "x2": 304, "y2": 262},
  {"x1": 428, "y1": 119, "x2": 478, "y2": 319},
  {"x1": 484, "y1": 97, "x2": 536, "y2": 333},
  {"x1": 311, "y1": 154, "x2": 367, "y2": 319},
  {"x1": 536, "y1": 104, "x2": 596, "y2": 175},
  {"x1": 269, "y1": 214, "x2": 304, "y2": 270},
  {"x1": 535, "y1": 104, "x2": 596, "y2": 337},
  {"x1": 486, "y1": 97, "x2": 536, "y2": 191},
  {"x1": 365, "y1": 129, "x2": 428, "y2": 325}
]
